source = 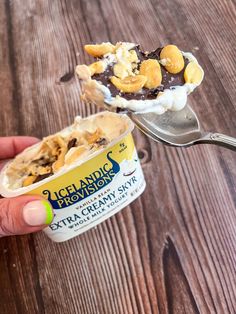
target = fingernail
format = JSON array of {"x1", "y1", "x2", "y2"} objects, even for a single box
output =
[{"x1": 23, "y1": 200, "x2": 54, "y2": 226}]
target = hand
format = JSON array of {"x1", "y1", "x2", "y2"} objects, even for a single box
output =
[{"x1": 0, "y1": 137, "x2": 54, "y2": 237}]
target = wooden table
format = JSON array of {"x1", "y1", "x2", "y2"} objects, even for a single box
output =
[{"x1": 0, "y1": 0, "x2": 235, "y2": 313}]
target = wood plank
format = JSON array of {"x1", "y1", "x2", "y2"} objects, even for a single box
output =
[{"x1": 0, "y1": 0, "x2": 235, "y2": 313}]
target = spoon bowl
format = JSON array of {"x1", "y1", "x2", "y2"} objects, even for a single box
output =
[
  {"x1": 105, "y1": 103, "x2": 236, "y2": 150},
  {"x1": 129, "y1": 105, "x2": 202, "y2": 146}
]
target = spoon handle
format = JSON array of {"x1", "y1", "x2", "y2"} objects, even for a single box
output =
[{"x1": 199, "y1": 132, "x2": 236, "y2": 151}]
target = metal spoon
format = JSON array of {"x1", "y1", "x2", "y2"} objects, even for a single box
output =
[{"x1": 106, "y1": 104, "x2": 236, "y2": 150}]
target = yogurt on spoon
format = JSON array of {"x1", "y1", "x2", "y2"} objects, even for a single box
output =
[{"x1": 76, "y1": 42, "x2": 204, "y2": 114}]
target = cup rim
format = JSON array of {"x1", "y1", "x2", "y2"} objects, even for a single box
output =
[{"x1": 0, "y1": 112, "x2": 134, "y2": 197}]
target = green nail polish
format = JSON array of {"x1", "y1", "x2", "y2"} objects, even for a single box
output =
[{"x1": 41, "y1": 200, "x2": 54, "y2": 224}]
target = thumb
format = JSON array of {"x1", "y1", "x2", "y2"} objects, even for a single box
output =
[{"x1": 0, "y1": 195, "x2": 54, "y2": 237}]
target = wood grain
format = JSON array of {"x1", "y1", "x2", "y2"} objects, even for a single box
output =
[{"x1": 0, "y1": 0, "x2": 235, "y2": 313}]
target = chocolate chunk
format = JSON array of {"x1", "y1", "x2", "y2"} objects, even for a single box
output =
[
  {"x1": 93, "y1": 45, "x2": 188, "y2": 101},
  {"x1": 35, "y1": 157, "x2": 55, "y2": 167},
  {"x1": 67, "y1": 138, "x2": 77, "y2": 150},
  {"x1": 42, "y1": 161, "x2": 54, "y2": 167},
  {"x1": 96, "y1": 137, "x2": 108, "y2": 146},
  {"x1": 146, "y1": 47, "x2": 162, "y2": 59},
  {"x1": 39, "y1": 160, "x2": 54, "y2": 167},
  {"x1": 133, "y1": 45, "x2": 147, "y2": 61},
  {"x1": 34, "y1": 173, "x2": 53, "y2": 183}
]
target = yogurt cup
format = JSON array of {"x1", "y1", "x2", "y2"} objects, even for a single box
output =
[{"x1": 0, "y1": 112, "x2": 146, "y2": 242}]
